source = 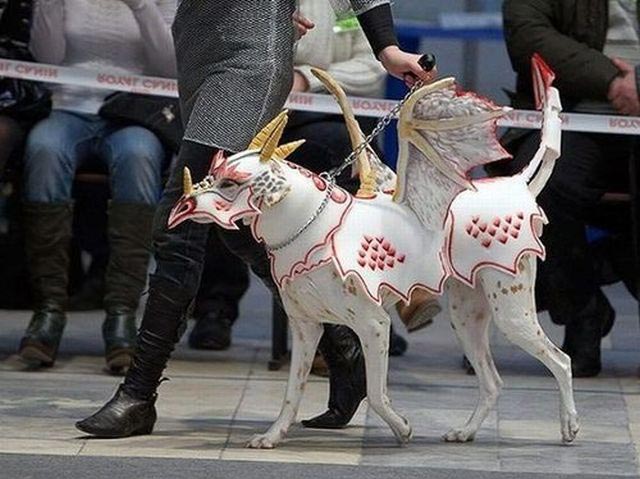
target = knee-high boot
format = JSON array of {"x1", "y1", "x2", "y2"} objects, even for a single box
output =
[
  {"x1": 302, "y1": 324, "x2": 366, "y2": 429},
  {"x1": 102, "y1": 202, "x2": 156, "y2": 373},
  {"x1": 19, "y1": 202, "x2": 73, "y2": 367},
  {"x1": 218, "y1": 227, "x2": 367, "y2": 430}
]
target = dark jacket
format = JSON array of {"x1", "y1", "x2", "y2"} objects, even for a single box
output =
[
  {"x1": 0, "y1": 0, "x2": 34, "y2": 46},
  {"x1": 503, "y1": 0, "x2": 619, "y2": 110}
]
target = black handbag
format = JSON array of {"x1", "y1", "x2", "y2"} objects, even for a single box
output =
[
  {"x1": 99, "y1": 92, "x2": 183, "y2": 153},
  {"x1": 0, "y1": 38, "x2": 52, "y2": 122}
]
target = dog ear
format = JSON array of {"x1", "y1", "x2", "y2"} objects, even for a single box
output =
[{"x1": 252, "y1": 163, "x2": 291, "y2": 207}]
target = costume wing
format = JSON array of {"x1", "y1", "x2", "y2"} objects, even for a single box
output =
[{"x1": 394, "y1": 78, "x2": 510, "y2": 230}]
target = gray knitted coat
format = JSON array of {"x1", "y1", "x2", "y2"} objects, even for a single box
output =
[{"x1": 172, "y1": 0, "x2": 388, "y2": 152}]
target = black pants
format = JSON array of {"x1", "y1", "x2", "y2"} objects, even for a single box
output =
[
  {"x1": 194, "y1": 112, "x2": 368, "y2": 320},
  {"x1": 497, "y1": 130, "x2": 633, "y2": 322},
  {"x1": 138, "y1": 139, "x2": 279, "y2": 341}
]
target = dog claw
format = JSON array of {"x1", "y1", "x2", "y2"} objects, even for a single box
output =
[
  {"x1": 561, "y1": 411, "x2": 580, "y2": 444},
  {"x1": 246, "y1": 433, "x2": 279, "y2": 449},
  {"x1": 393, "y1": 418, "x2": 413, "y2": 446},
  {"x1": 443, "y1": 428, "x2": 476, "y2": 443}
]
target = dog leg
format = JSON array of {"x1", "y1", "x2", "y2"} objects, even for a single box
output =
[
  {"x1": 443, "y1": 279, "x2": 503, "y2": 443},
  {"x1": 247, "y1": 318, "x2": 323, "y2": 449},
  {"x1": 354, "y1": 308, "x2": 412, "y2": 445},
  {"x1": 481, "y1": 255, "x2": 579, "y2": 444}
]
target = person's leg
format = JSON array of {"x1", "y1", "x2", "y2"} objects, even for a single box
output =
[
  {"x1": 76, "y1": 140, "x2": 217, "y2": 437},
  {"x1": 98, "y1": 125, "x2": 167, "y2": 372},
  {"x1": 19, "y1": 111, "x2": 95, "y2": 366},
  {"x1": 0, "y1": 115, "x2": 25, "y2": 179},
  {"x1": 189, "y1": 230, "x2": 249, "y2": 350}
]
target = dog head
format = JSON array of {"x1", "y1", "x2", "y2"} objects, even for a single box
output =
[{"x1": 168, "y1": 111, "x2": 304, "y2": 230}]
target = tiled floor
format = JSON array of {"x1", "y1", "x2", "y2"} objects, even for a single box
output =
[{"x1": 1, "y1": 281, "x2": 639, "y2": 478}]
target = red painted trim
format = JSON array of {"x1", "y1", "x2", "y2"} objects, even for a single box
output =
[
  {"x1": 330, "y1": 238, "x2": 448, "y2": 306},
  {"x1": 250, "y1": 183, "x2": 355, "y2": 289},
  {"x1": 445, "y1": 206, "x2": 547, "y2": 287}
]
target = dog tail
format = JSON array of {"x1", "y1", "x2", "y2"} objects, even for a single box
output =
[{"x1": 520, "y1": 55, "x2": 563, "y2": 197}]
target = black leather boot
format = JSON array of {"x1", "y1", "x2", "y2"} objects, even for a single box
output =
[
  {"x1": 102, "y1": 203, "x2": 155, "y2": 372},
  {"x1": 19, "y1": 303, "x2": 67, "y2": 366},
  {"x1": 76, "y1": 328, "x2": 176, "y2": 437},
  {"x1": 76, "y1": 274, "x2": 192, "y2": 438},
  {"x1": 302, "y1": 324, "x2": 366, "y2": 429},
  {"x1": 562, "y1": 291, "x2": 614, "y2": 378},
  {"x1": 103, "y1": 309, "x2": 137, "y2": 374},
  {"x1": 76, "y1": 384, "x2": 157, "y2": 437},
  {"x1": 19, "y1": 202, "x2": 73, "y2": 367},
  {"x1": 189, "y1": 312, "x2": 233, "y2": 350}
]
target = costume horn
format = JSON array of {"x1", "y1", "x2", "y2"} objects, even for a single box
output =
[
  {"x1": 259, "y1": 114, "x2": 288, "y2": 162},
  {"x1": 248, "y1": 110, "x2": 288, "y2": 151},
  {"x1": 183, "y1": 167, "x2": 193, "y2": 196},
  {"x1": 273, "y1": 140, "x2": 305, "y2": 161}
]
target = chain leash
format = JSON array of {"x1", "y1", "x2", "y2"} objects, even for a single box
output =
[
  {"x1": 267, "y1": 74, "x2": 431, "y2": 252},
  {"x1": 320, "y1": 80, "x2": 424, "y2": 183}
]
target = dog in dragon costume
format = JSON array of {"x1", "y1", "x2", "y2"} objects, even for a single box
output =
[{"x1": 167, "y1": 56, "x2": 579, "y2": 448}]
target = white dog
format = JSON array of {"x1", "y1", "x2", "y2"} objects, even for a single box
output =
[{"x1": 167, "y1": 57, "x2": 579, "y2": 449}]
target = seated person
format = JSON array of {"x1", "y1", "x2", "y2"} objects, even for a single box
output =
[
  {"x1": 0, "y1": 0, "x2": 44, "y2": 178},
  {"x1": 0, "y1": 0, "x2": 47, "y2": 308},
  {"x1": 497, "y1": 0, "x2": 638, "y2": 377},
  {"x1": 188, "y1": 0, "x2": 439, "y2": 358},
  {"x1": 18, "y1": 0, "x2": 176, "y2": 372}
]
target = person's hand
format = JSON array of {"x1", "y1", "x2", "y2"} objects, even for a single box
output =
[
  {"x1": 118, "y1": 0, "x2": 146, "y2": 9},
  {"x1": 608, "y1": 58, "x2": 640, "y2": 116},
  {"x1": 293, "y1": 11, "x2": 315, "y2": 40},
  {"x1": 378, "y1": 46, "x2": 437, "y2": 87},
  {"x1": 292, "y1": 71, "x2": 310, "y2": 92}
]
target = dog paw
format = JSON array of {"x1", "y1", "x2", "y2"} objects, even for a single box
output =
[
  {"x1": 392, "y1": 420, "x2": 413, "y2": 446},
  {"x1": 443, "y1": 428, "x2": 476, "y2": 443},
  {"x1": 246, "y1": 433, "x2": 280, "y2": 449},
  {"x1": 561, "y1": 411, "x2": 580, "y2": 444}
]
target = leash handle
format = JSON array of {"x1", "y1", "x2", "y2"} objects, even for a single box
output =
[{"x1": 404, "y1": 53, "x2": 437, "y2": 84}]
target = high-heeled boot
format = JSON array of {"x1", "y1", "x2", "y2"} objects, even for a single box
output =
[
  {"x1": 302, "y1": 324, "x2": 366, "y2": 429},
  {"x1": 19, "y1": 202, "x2": 73, "y2": 367}
]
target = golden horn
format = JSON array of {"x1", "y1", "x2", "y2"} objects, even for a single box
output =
[
  {"x1": 311, "y1": 68, "x2": 373, "y2": 190},
  {"x1": 183, "y1": 167, "x2": 193, "y2": 196},
  {"x1": 248, "y1": 110, "x2": 288, "y2": 151},
  {"x1": 273, "y1": 140, "x2": 305, "y2": 161},
  {"x1": 260, "y1": 114, "x2": 288, "y2": 162}
]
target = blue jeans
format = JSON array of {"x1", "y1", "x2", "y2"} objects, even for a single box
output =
[{"x1": 23, "y1": 110, "x2": 167, "y2": 204}]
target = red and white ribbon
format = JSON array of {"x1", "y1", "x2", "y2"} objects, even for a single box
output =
[{"x1": 2, "y1": 58, "x2": 640, "y2": 136}]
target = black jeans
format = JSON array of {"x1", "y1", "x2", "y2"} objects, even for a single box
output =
[
  {"x1": 194, "y1": 112, "x2": 370, "y2": 319},
  {"x1": 497, "y1": 130, "x2": 633, "y2": 322},
  {"x1": 137, "y1": 139, "x2": 279, "y2": 342}
]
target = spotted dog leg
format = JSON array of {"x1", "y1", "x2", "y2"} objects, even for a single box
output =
[
  {"x1": 443, "y1": 278, "x2": 503, "y2": 443},
  {"x1": 480, "y1": 255, "x2": 579, "y2": 444},
  {"x1": 352, "y1": 301, "x2": 412, "y2": 444},
  {"x1": 247, "y1": 316, "x2": 323, "y2": 449}
]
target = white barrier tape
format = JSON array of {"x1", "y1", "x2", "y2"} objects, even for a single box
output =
[{"x1": 2, "y1": 59, "x2": 640, "y2": 136}]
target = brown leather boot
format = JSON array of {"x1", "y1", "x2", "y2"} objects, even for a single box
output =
[{"x1": 396, "y1": 289, "x2": 441, "y2": 333}]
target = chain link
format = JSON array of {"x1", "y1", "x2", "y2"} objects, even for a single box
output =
[
  {"x1": 265, "y1": 182, "x2": 335, "y2": 252},
  {"x1": 321, "y1": 80, "x2": 424, "y2": 183},
  {"x1": 268, "y1": 82, "x2": 423, "y2": 252}
]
